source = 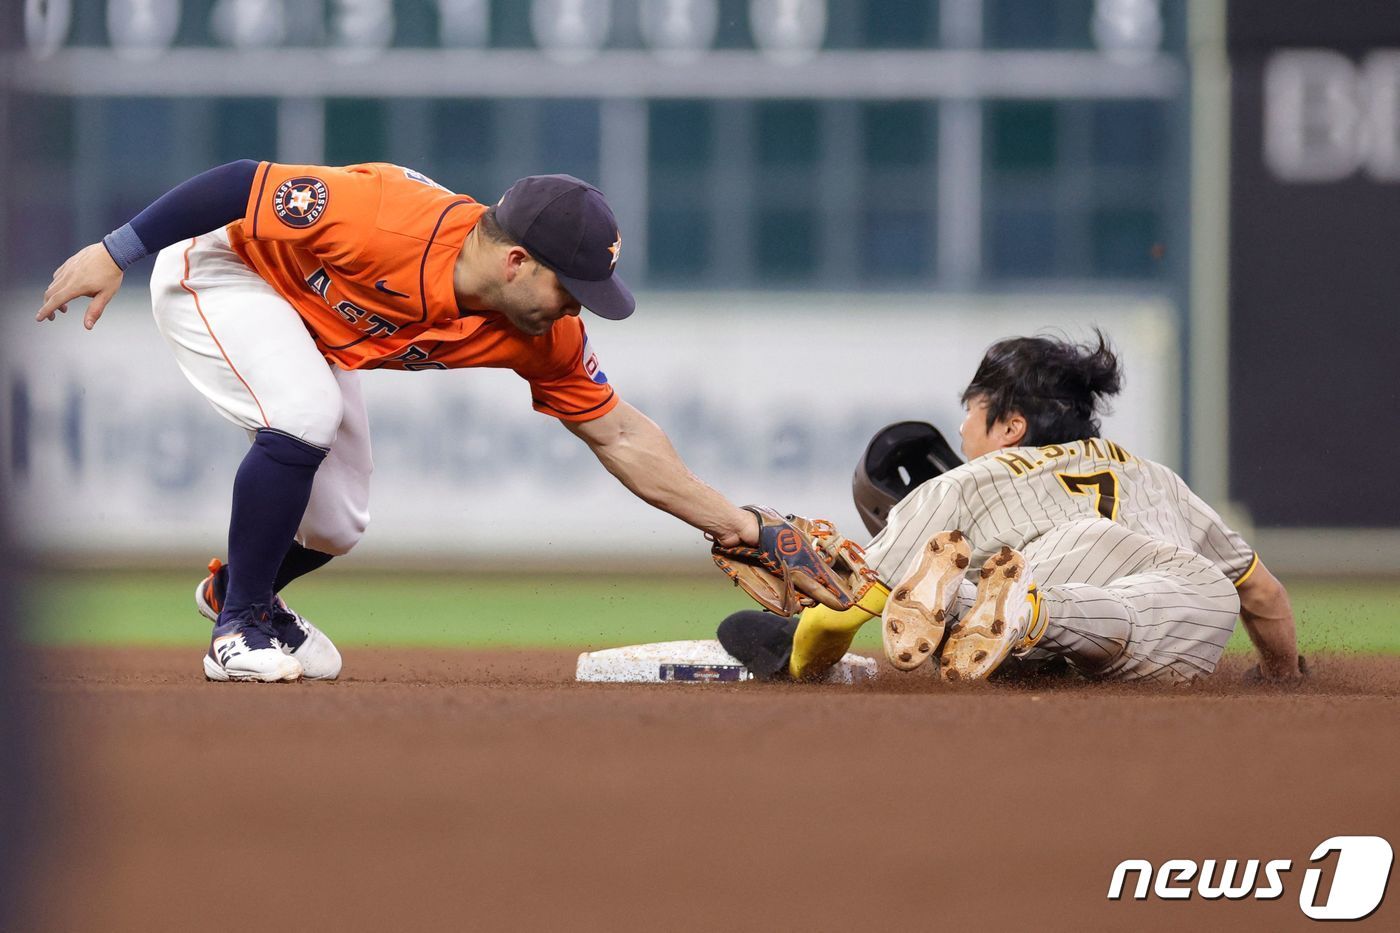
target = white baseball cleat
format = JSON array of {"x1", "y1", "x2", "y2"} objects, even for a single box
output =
[
  {"x1": 882, "y1": 530, "x2": 971, "y2": 671},
  {"x1": 269, "y1": 605, "x2": 342, "y2": 681},
  {"x1": 204, "y1": 608, "x2": 304, "y2": 683},
  {"x1": 938, "y1": 546, "x2": 1044, "y2": 682},
  {"x1": 196, "y1": 558, "x2": 341, "y2": 681}
]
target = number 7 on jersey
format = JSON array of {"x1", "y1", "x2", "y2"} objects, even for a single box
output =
[{"x1": 1056, "y1": 470, "x2": 1121, "y2": 521}]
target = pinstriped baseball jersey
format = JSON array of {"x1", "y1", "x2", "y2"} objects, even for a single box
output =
[{"x1": 864, "y1": 438, "x2": 1256, "y2": 589}]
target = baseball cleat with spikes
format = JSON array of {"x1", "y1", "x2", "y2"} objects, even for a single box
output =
[
  {"x1": 196, "y1": 558, "x2": 342, "y2": 681},
  {"x1": 882, "y1": 530, "x2": 972, "y2": 671},
  {"x1": 204, "y1": 606, "x2": 304, "y2": 683},
  {"x1": 938, "y1": 546, "x2": 1044, "y2": 682}
]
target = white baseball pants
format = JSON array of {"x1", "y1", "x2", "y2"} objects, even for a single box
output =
[{"x1": 149, "y1": 228, "x2": 372, "y2": 556}]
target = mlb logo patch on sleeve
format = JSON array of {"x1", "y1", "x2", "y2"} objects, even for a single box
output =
[
  {"x1": 582, "y1": 336, "x2": 608, "y2": 384},
  {"x1": 401, "y1": 167, "x2": 450, "y2": 192}
]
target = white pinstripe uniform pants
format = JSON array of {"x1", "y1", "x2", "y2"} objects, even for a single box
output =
[{"x1": 952, "y1": 519, "x2": 1240, "y2": 683}]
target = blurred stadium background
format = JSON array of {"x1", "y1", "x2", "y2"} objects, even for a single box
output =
[{"x1": 2, "y1": 0, "x2": 1398, "y2": 651}]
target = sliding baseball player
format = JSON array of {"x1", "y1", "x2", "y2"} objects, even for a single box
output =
[{"x1": 720, "y1": 331, "x2": 1302, "y2": 686}]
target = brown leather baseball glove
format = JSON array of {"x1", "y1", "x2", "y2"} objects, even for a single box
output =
[{"x1": 712, "y1": 506, "x2": 870, "y2": 616}]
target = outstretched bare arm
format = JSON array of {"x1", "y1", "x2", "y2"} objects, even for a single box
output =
[{"x1": 564, "y1": 400, "x2": 758, "y2": 547}]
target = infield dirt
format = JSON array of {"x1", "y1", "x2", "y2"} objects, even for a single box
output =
[{"x1": 18, "y1": 648, "x2": 1400, "y2": 932}]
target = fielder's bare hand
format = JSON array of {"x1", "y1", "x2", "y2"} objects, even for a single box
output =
[
  {"x1": 709, "y1": 508, "x2": 761, "y2": 548},
  {"x1": 37, "y1": 243, "x2": 124, "y2": 329}
]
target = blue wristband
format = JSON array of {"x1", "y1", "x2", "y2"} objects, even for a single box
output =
[{"x1": 102, "y1": 223, "x2": 148, "y2": 271}]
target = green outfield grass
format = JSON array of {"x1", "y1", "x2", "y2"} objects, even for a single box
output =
[{"x1": 23, "y1": 572, "x2": 1400, "y2": 655}]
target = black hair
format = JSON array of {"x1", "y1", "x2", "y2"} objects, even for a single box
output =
[
  {"x1": 960, "y1": 329, "x2": 1123, "y2": 445},
  {"x1": 476, "y1": 205, "x2": 519, "y2": 246}
]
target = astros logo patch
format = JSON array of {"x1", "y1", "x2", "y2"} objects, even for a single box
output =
[{"x1": 273, "y1": 176, "x2": 329, "y2": 228}]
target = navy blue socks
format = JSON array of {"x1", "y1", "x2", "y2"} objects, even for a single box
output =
[
  {"x1": 274, "y1": 542, "x2": 335, "y2": 593},
  {"x1": 221, "y1": 429, "x2": 328, "y2": 622}
]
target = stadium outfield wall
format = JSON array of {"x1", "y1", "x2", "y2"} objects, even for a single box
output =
[{"x1": 2, "y1": 291, "x2": 1179, "y2": 569}]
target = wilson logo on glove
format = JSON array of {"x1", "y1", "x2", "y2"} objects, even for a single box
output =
[{"x1": 712, "y1": 506, "x2": 860, "y2": 617}]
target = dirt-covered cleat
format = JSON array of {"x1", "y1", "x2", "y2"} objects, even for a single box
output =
[
  {"x1": 204, "y1": 607, "x2": 304, "y2": 683},
  {"x1": 939, "y1": 546, "x2": 1042, "y2": 682},
  {"x1": 196, "y1": 558, "x2": 341, "y2": 680},
  {"x1": 882, "y1": 530, "x2": 972, "y2": 671}
]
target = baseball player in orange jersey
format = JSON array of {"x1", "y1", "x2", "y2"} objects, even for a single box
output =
[{"x1": 38, "y1": 160, "x2": 773, "y2": 682}]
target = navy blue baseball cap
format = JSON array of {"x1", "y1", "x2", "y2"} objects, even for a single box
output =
[{"x1": 496, "y1": 174, "x2": 635, "y2": 320}]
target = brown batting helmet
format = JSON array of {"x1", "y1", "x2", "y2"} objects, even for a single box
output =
[{"x1": 852, "y1": 421, "x2": 963, "y2": 536}]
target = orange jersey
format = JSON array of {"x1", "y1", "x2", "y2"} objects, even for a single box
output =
[{"x1": 225, "y1": 161, "x2": 618, "y2": 422}]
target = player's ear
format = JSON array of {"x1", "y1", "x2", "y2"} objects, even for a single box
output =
[
  {"x1": 503, "y1": 246, "x2": 532, "y2": 281},
  {"x1": 1000, "y1": 412, "x2": 1027, "y2": 448}
]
